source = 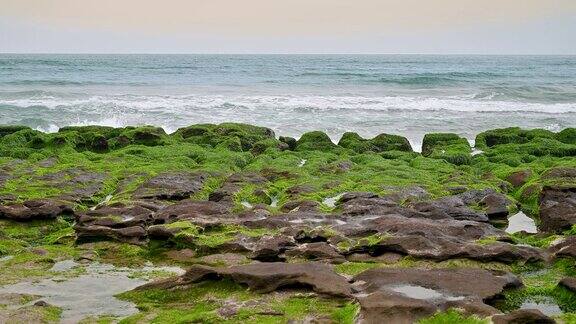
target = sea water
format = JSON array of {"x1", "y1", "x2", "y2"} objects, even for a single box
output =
[{"x1": 1, "y1": 54, "x2": 575, "y2": 150}]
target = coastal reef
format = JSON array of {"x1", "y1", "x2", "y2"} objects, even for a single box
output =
[{"x1": 1, "y1": 124, "x2": 576, "y2": 323}]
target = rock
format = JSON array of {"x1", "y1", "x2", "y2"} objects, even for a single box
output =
[
  {"x1": 279, "y1": 136, "x2": 297, "y2": 150},
  {"x1": 347, "y1": 215, "x2": 544, "y2": 264},
  {"x1": 280, "y1": 200, "x2": 320, "y2": 213},
  {"x1": 338, "y1": 195, "x2": 399, "y2": 216},
  {"x1": 479, "y1": 193, "x2": 514, "y2": 220},
  {"x1": 539, "y1": 186, "x2": 576, "y2": 232},
  {"x1": 209, "y1": 173, "x2": 268, "y2": 204},
  {"x1": 507, "y1": 170, "x2": 532, "y2": 188},
  {"x1": 548, "y1": 236, "x2": 576, "y2": 259},
  {"x1": 154, "y1": 200, "x2": 232, "y2": 225},
  {"x1": 74, "y1": 205, "x2": 155, "y2": 244},
  {"x1": 285, "y1": 185, "x2": 316, "y2": 197},
  {"x1": 559, "y1": 277, "x2": 576, "y2": 293},
  {"x1": 492, "y1": 309, "x2": 556, "y2": 324},
  {"x1": 0, "y1": 199, "x2": 73, "y2": 221},
  {"x1": 284, "y1": 242, "x2": 345, "y2": 263},
  {"x1": 38, "y1": 169, "x2": 106, "y2": 203},
  {"x1": 75, "y1": 224, "x2": 147, "y2": 245},
  {"x1": 33, "y1": 300, "x2": 49, "y2": 307},
  {"x1": 296, "y1": 131, "x2": 337, "y2": 152},
  {"x1": 164, "y1": 249, "x2": 197, "y2": 262},
  {"x1": 346, "y1": 252, "x2": 404, "y2": 264},
  {"x1": 134, "y1": 172, "x2": 206, "y2": 201},
  {"x1": 136, "y1": 262, "x2": 352, "y2": 298},
  {"x1": 411, "y1": 196, "x2": 489, "y2": 222},
  {"x1": 76, "y1": 205, "x2": 153, "y2": 228},
  {"x1": 383, "y1": 186, "x2": 429, "y2": 204},
  {"x1": 198, "y1": 253, "x2": 250, "y2": 267},
  {"x1": 353, "y1": 267, "x2": 521, "y2": 323},
  {"x1": 355, "y1": 291, "x2": 437, "y2": 324},
  {"x1": 542, "y1": 167, "x2": 576, "y2": 180},
  {"x1": 250, "y1": 235, "x2": 296, "y2": 262}
]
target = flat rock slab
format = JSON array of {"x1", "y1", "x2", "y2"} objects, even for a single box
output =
[
  {"x1": 539, "y1": 186, "x2": 576, "y2": 233},
  {"x1": 0, "y1": 199, "x2": 73, "y2": 221},
  {"x1": 559, "y1": 277, "x2": 576, "y2": 293},
  {"x1": 133, "y1": 172, "x2": 206, "y2": 201},
  {"x1": 352, "y1": 267, "x2": 522, "y2": 323},
  {"x1": 492, "y1": 309, "x2": 556, "y2": 324},
  {"x1": 137, "y1": 262, "x2": 352, "y2": 298}
]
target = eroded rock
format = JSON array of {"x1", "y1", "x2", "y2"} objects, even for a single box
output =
[
  {"x1": 0, "y1": 199, "x2": 73, "y2": 221},
  {"x1": 137, "y1": 262, "x2": 352, "y2": 298}
]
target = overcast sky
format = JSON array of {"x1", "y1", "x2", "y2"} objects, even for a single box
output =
[{"x1": 1, "y1": 0, "x2": 575, "y2": 54}]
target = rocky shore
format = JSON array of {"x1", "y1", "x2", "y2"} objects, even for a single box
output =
[{"x1": 0, "y1": 123, "x2": 575, "y2": 323}]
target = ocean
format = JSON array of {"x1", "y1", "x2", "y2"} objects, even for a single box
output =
[{"x1": 1, "y1": 54, "x2": 575, "y2": 150}]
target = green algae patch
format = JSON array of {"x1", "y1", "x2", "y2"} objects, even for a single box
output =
[
  {"x1": 118, "y1": 279, "x2": 356, "y2": 324},
  {"x1": 418, "y1": 309, "x2": 488, "y2": 324},
  {"x1": 338, "y1": 132, "x2": 412, "y2": 153}
]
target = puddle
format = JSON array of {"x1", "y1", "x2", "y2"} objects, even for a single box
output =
[
  {"x1": 0, "y1": 261, "x2": 184, "y2": 323},
  {"x1": 471, "y1": 148, "x2": 484, "y2": 156},
  {"x1": 388, "y1": 284, "x2": 465, "y2": 301},
  {"x1": 323, "y1": 193, "x2": 345, "y2": 208},
  {"x1": 0, "y1": 255, "x2": 14, "y2": 262},
  {"x1": 241, "y1": 201, "x2": 253, "y2": 209},
  {"x1": 520, "y1": 297, "x2": 563, "y2": 317},
  {"x1": 50, "y1": 260, "x2": 79, "y2": 272},
  {"x1": 505, "y1": 211, "x2": 538, "y2": 234},
  {"x1": 298, "y1": 159, "x2": 307, "y2": 167},
  {"x1": 90, "y1": 194, "x2": 113, "y2": 211}
]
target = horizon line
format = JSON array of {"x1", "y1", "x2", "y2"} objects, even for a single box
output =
[{"x1": 1, "y1": 52, "x2": 576, "y2": 56}]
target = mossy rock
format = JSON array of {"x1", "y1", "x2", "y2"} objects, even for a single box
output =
[
  {"x1": 475, "y1": 127, "x2": 556, "y2": 149},
  {"x1": 0, "y1": 125, "x2": 32, "y2": 138},
  {"x1": 279, "y1": 136, "x2": 297, "y2": 150},
  {"x1": 119, "y1": 126, "x2": 168, "y2": 147},
  {"x1": 422, "y1": 133, "x2": 469, "y2": 156},
  {"x1": 338, "y1": 132, "x2": 412, "y2": 153},
  {"x1": 556, "y1": 128, "x2": 576, "y2": 145},
  {"x1": 422, "y1": 133, "x2": 471, "y2": 165},
  {"x1": 296, "y1": 131, "x2": 337, "y2": 152},
  {"x1": 174, "y1": 123, "x2": 275, "y2": 152},
  {"x1": 371, "y1": 133, "x2": 412, "y2": 152}
]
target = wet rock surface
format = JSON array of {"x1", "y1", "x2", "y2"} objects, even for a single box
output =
[
  {"x1": 133, "y1": 172, "x2": 206, "y2": 201},
  {"x1": 139, "y1": 262, "x2": 353, "y2": 297},
  {"x1": 0, "y1": 199, "x2": 73, "y2": 221},
  {"x1": 492, "y1": 309, "x2": 556, "y2": 324},
  {"x1": 539, "y1": 186, "x2": 576, "y2": 233},
  {"x1": 352, "y1": 267, "x2": 521, "y2": 323}
]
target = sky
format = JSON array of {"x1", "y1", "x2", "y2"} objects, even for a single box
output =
[{"x1": 1, "y1": 0, "x2": 575, "y2": 54}]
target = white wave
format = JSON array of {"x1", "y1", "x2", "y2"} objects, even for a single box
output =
[{"x1": 1, "y1": 94, "x2": 575, "y2": 114}]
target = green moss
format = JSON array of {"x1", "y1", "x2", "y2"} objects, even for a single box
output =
[
  {"x1": 296, "y1": 131, "x2": 337, "y2": 152},
  {"x1": 418, "y1": 309, "x2": 488, "y2": 324},
  {"x1": 334, "y1": 262, "x2": 382, "y2": 275},
  {"x1": 119, "y1": 279, "x2": 354, "y2": 324},
  {"x1": 338, "y1": 132, "x2": 412, "y2": 153}
]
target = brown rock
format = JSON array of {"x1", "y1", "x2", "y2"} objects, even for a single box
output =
[
  {"x1": 0, "y1": 199, "x2": 73, "y2": 221},
  {"x1": 559, "y1": 277, "x2": 576, "y2": 293},
  {"x1": 507, "y1": 170, "x2": 532, "y2": 188},
  {"x1": 353, "y1": 267, "x2": 521, "y2": 323},
  {"x1": 134, "y1": 172, "x2": 206, "y2": 201},
  {"x1": 539, "y1": 186, "x2": 576, "y2": 232},
  {"x1": 492, "y1": 309, "x2": 556, "y2": 324},
  {"x1": 136, "y1": 262, "x2": 352, "y2": 298}
]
